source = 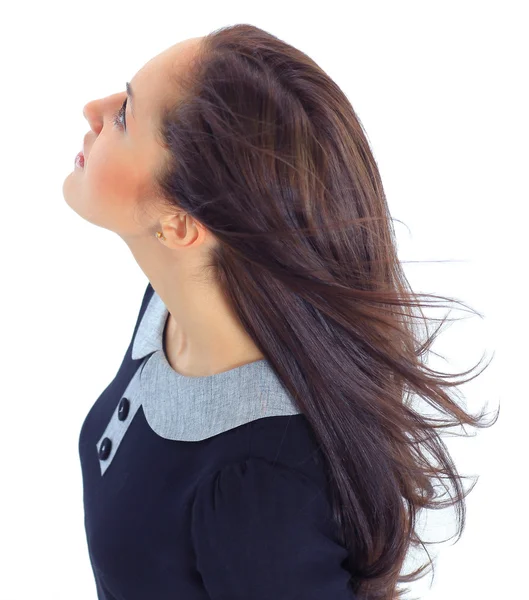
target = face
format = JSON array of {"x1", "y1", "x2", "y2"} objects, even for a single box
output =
[{"x1": 62, "y1": 37, "x2": 203, "y2": 241}]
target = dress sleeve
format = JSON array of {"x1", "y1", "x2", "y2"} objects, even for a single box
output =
[{"x1": 190, "y1": 457, "x2": 356, "y2": 599}]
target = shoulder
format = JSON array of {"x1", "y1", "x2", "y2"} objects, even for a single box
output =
[
  {"x1": 188, "y1": 413, "x2": 329, "y2": 495},
  {"x1": 192, "y1": 455, "x2": 329, "y2": 519},
  {"x1": 191, "y1": 442, "x2": 337, "y2": 548}
]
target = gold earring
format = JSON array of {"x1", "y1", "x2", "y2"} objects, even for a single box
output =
[{"x1": 155, "y1": 231, "x2": 166, "y2": 241}]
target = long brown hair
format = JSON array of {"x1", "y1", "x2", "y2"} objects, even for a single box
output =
[{"x1": 149, "y1": 24, "x2": 499, "y2": 600}]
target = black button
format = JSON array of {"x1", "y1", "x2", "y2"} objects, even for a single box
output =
[
  {"x1": 118, "y1": 397, "x2": 130, "y2": 421},
  {"x1": 99, "y1": 438, "x2": 112, "y2": 461}
]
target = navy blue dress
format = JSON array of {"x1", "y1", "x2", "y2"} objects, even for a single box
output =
[{"x1": 78, "y1": 281, "x2": 356, "y2": 599}]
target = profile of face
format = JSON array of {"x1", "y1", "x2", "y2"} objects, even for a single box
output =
[{"x1": 62, "y1": 36, "x2": 202, "y2": 242}]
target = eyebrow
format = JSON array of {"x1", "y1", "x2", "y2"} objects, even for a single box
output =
[{"x1": 126, "y1": 82, "x2": 135, "y2": 118}]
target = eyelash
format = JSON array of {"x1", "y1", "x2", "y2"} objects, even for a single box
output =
[{"x1": 112, "y1": 98, "x2": 127, "y2": 130}]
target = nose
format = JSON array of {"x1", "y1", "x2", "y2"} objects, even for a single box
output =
[
  {"x1": 82, "y1": 100, "x2": 104, "y2": 136},
  {"x1": 83, "y1": 92, "x2": 124, "y2": 125}
]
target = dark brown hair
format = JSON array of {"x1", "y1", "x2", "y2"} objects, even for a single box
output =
[{"x1": 149, "y1": 23, "x2": 499, "y2": 600}]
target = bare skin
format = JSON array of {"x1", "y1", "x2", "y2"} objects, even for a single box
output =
[{"x1": 62, "y1": 36, "x2": 265, "y2": 377}]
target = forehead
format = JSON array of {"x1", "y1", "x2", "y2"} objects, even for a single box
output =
[{"x1": 131, "y1": 37, "x2": 202, "y2": 116}]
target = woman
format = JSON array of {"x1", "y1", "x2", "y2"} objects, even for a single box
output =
[{"x1": 63, "y1": 23, "x2": 498, "y2": 600}]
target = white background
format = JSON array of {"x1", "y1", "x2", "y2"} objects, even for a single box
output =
[{"x1": 0, "y1": 1, "x2": 524, "y2": 598}]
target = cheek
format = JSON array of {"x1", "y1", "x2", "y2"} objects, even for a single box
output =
[
  {"x1": 85, "y1": 149, "x2": 136, "y2": 207},
  {"x1": 82, "y1": 148, "x2": 145, "y2": 229}
]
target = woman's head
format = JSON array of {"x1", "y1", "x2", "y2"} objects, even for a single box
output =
[
  {"x1": 65, "y1": 24, "x2": 497, "y2": 600},
  {"x1": 62, "y1": 36, "x2": 209, "y2": 246}
]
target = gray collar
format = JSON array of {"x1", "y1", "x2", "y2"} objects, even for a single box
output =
[{"x1": 129, "y1": 288, "x2": 302, "y2": 441}]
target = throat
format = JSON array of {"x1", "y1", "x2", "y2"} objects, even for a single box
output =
[{"x1": 162, "y1": 312, "x2": 265, "y2": 377}]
